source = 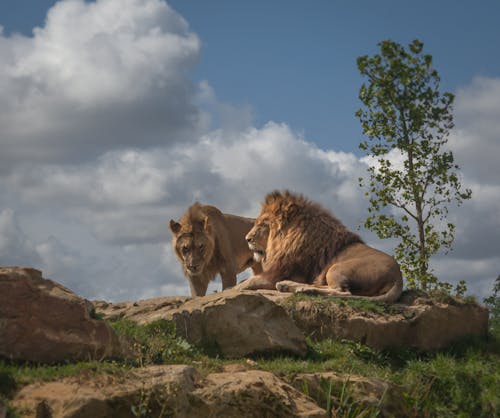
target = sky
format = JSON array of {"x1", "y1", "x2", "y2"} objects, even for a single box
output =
[{"x1": 0, "y1": 0, "x2": 499, "y2": 302}]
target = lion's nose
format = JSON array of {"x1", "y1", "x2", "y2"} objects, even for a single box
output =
[{"x1": 246, "y1": 236, "x2": 252, "y2": 243}]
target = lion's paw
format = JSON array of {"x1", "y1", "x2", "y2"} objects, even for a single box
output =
[{"x1": 276, "y1": 280, "x2": 299, "y2": 293}]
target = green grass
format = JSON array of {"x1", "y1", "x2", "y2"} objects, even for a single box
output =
[
  {"x1": 254, "y1": 333, "x2": 500, "y2": 417},
  {"x1": 110, "y1": 319, "x2": 198, "y2": 366},
  {"x1": 2, "y1": 302, "x2": 499, "y2": 417}
]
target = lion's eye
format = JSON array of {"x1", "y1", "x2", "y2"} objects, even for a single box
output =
[
  {"x1": 181, "y1": 246, "x2": 189, "y2": 255},
  {"x1": 198, "y1": 244, "x2": 204, "y2": 252}
]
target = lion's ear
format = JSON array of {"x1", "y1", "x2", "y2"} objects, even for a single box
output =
[
  {"x1": 203, "y1": 216, "x2": 212, "y2": 235},
  {"x1": 170, "y1": 220, "x2": 181, "y2": 234}
]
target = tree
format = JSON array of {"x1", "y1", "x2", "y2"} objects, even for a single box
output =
[
  {"x1": 356, "y1": 39, "x2": 471, "y2": 291},
  {"x1": 484, "y1": 275, "x2": 500, "y2": 337}
]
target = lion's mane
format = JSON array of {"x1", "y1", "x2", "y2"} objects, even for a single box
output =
[{"x1": 260, "y1": 190, "x2": 363, "y2": 283}]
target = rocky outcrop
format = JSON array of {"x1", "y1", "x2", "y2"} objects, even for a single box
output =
[
  {"x1": 0, "y1": 267, "x2": 124, "y2": 363},
  {"x1": 277, "y1": 291, "x2": 489, "y2": 351},
  {"x1": 96, "y1": 290, "x2": 308, "y2": 358},
  {"x1": 193, "y1": 370, "x2": 325, "y2": 417},
  {"x1": 92, "y1": 296, "x2": 189, "y2": 324},
  {"x1": 12, "y1": 366, "x2": 326, "y2": 418},
  {"x1": 95, "y1": 289, "x2": 489, "y2": 353},
  {"x1": 167, "y1": 290, "x2": 308, "y2": 358},
  {"x1": 1, "y1": 267, "x2": 491, "y2": 417},
  {"x1": 12, "y1": 365, "x2": 197, "y2": 418},
  {"x1": 291, "y1": 372, "x2": 408, "y2": 417}
]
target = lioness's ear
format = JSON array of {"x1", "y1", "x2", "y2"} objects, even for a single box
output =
[
  {"x1": 170, "y1": 220, "x2": 181, "y2": 234},
  {"x1": 203, "y1": 216, "x2": 212, "y2": 235}
]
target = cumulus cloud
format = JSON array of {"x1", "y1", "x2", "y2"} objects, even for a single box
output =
[
  {"x1": 0, "y1": 209, "x2": 41, "y2": 267},
  {"x1": 0, "y1": 0, "x2": 498, "y2": 302},
  {"x1": 4, "y1": 122, "x2": 367, "y2": 245},
  {"x1": 451, "y1": 77, "x2": 500, "y2": 184},
  {"x1": 0, "y1": 0, "x2": 203, "y2": 171},
  {"x1": 0, "y1": 120, "x2": 370, "y2": 300}
]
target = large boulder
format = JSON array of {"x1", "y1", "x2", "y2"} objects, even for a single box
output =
[
  {"x1": 12, "y1": 365, "x2": 198, "y2": 418},
  {"x1": 13, "y1": 366, "x2": 326, "y2": 418},
  {"x1": 277, "y1": 291, "x2": 489, "y2": 351},
  {"x1": 168, "y1": 290, "x2": 308, "y2": 358},
  {"x1": 0, "y1": 267, "x2": 123, "y2": 363},
  {"x1": 192, "y1": 370, "x2": 326, "y2": 417},
  {"x1": 96, "y1": 290, "x2": 308, "y2": 358}
]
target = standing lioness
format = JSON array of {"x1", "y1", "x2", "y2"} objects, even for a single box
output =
[{"x1": 170, "y1": 203, "x2": 262, "y2": 296}]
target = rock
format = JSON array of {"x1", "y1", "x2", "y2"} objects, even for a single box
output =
[
  {"x1": 96, "y1": 290, "x2": 308, "y2": 358},
  {"x1": 92, "y1": 296, "x2": 189, "y2": 323},
  {"x1": 276, "y1": 291, "x2": 489, "y2": 351},
  {"x1": 0, "y1": 267, "x2": 124, "y2": 363},
  {"x1": 13, "y1": 367, "x2": 326, "y2": 418},
  {"x1": 12, "y1": 365, "x2": 198, "y2": 418},
  {"x1": 95, "y1": 289, "x2": 488, "y2": 354},
  {"x1": 191, "y1": 370, "x2": 326, "y2": 417},
  {"x1": 167, "y1": 290, "x2": 308, "y2": 358},
  {"x1": 291, "y1": 372, "x2": 408, "y2": 417}
]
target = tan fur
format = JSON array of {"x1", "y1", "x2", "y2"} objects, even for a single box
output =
[
  {"x1": 235, "y1": 190, "x2": 403, "y2": 303},
  {"x1": 170, "y1": 203, "x2": 262, "y2": 296}
]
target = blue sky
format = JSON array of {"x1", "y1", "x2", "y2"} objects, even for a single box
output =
[
  {"x1": 0, "y1": 0, "x2": 499, "y2": 301},
  {"x1": 168, "y1": 0, "x2": 500, "y2": 149},
  {"x1": 3, "y1": 0, "x2": 500, "y2": 150}
]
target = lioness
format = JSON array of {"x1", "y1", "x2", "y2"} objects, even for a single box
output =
[
  {"x1": 170, "y1": 203, "x2": 262, "y2": 296},
  {"x1": 235, "y1": 190, "x2": 403, "y2": 303}
]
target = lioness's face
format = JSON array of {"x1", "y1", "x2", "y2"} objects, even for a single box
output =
[
  {"x1": 173, "y1": 233, "x2": 214, "y2": 276},
  {"x1": 246, "y1": 218, "x2": 270, "y2": 262}
]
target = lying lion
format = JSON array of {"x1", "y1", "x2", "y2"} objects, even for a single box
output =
[
  {"x1": 170, "y1": 203, "x2": 262, "y2": 296},
  {"x1": 234, "y1": 190, "x2": 403, "y2": 303}
]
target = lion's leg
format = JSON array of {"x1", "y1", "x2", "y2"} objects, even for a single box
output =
[
  {"x1": 276, "y1": 280, "x2": 312, "y2": 293},
  {"x1": 233, "y1": 274, "x2": 278, "y2": 291},
  {"x1": 251, "y1": 262, "x2": 263, "y2": 275},
  {"x1": 276, "y1": 280, "x2": 351, "y2": 296},
  {"x1": 324, "y1": 265, "x2": 352, "y2": 293}
]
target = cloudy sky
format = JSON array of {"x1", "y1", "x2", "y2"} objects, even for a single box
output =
[{"x1": 0, "y1": 0, "x2": 499, "y2": 301}]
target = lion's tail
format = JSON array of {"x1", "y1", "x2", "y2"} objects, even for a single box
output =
[
  {"x1": 365, "y1": 277, "x2": 404, "y2": 303},
  {"x1": 327, "y1": 276, "x2": 403, "y2": 303}
]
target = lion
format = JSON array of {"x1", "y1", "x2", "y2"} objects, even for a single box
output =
[
  {"x1": 170, "y1": 203, "x2": 262, "y2": 296},
  {"x1": 234, "y1": 190, "x2": 403, "y2": 303}
]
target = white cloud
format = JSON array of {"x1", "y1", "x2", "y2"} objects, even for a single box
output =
[
  {"x1": 0, "y1": 1, "x2": 498, "y2": 302},
  {"x1": 0, "y1": 120, "x2": 371, "y2": 300},
  {"x1": 0, "y1": 209, "x2": 41, "y2": 267},
  {"x1": 430, "y1": 77, "x2": 500, "y2": 297},
  {"x1": 451, "y1": 77, "x2": 500, "y2": 184},
  {"x1": 4, "y1": 122, "x2": 367, "y2": 243},
  {"x1": 0, "y1": 0, "x2": 203, "y2": 171}
]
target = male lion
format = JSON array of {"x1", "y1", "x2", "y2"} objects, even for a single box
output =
[
  {"x1": 170, "y1": 203, "x2": 262, "y2": 296},
  {"x1": 235, "y1": 190, "x2": 403, "y2": 303}
]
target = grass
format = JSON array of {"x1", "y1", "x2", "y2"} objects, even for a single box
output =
[{"x1": 2, "y1": 295, "x2": 499, "y2": 417}]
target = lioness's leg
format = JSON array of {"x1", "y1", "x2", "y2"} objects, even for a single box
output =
[
  {"x1": 220, "y1": 265, "x2": 238, "y2": 290},
  {"x1": 189, "y1": 278, "x2": 209, "y2": 297}
]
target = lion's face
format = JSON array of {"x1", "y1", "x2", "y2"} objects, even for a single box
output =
[
  {"x1": 173, "y1": 232, "x2": 215, "y2": 276},
  {"x1": 246, "y1": 217, "x2": 270, "y2": 262},
  {"x1": 170, "y1": 219, "x2": 215, "y2": 277}
]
